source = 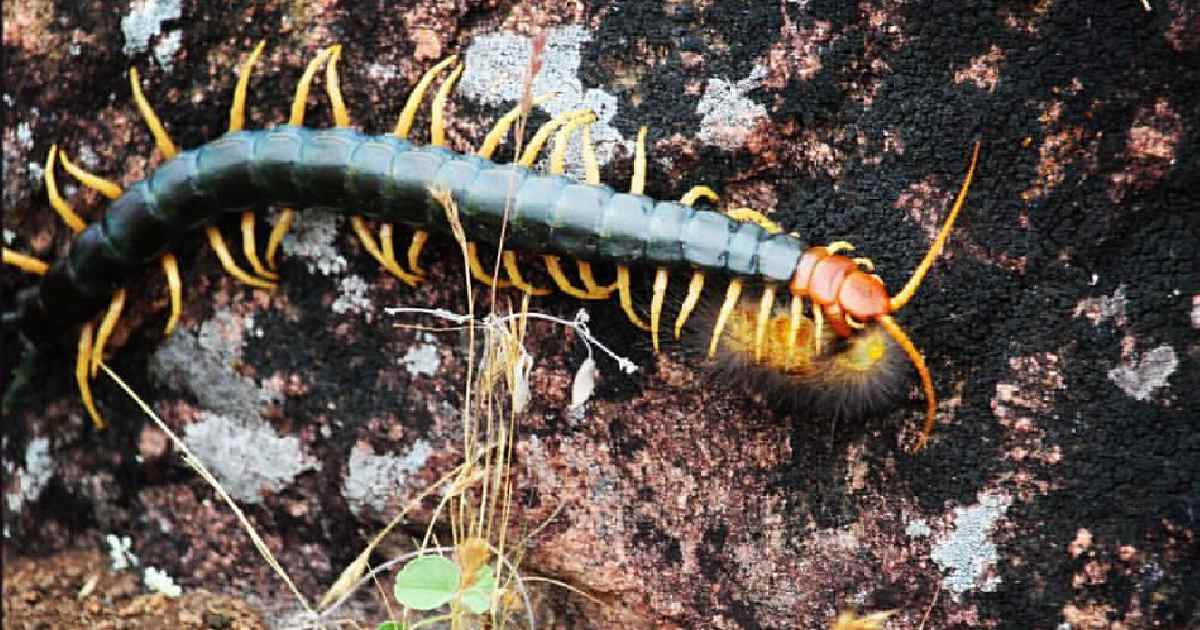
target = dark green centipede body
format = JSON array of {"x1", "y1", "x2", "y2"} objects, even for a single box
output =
[{"x1": 8, "y1": 127, "x2": 806, "y2": 342}]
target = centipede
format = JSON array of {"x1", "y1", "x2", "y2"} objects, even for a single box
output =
[{"x1": 2, "y1": 41, "x2": 979, "y2": 451}]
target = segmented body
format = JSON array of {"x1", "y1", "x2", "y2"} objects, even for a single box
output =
[{"x1": 9, "y1": 127, "x2": 803, "y2": 341}]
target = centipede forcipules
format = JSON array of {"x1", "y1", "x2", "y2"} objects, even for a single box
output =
[{"x1": 2, "y1": 42, "x2": 979, "y2": 450}]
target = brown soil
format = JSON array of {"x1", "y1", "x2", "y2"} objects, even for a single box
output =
[{"x1": 2, "y1": 547, "x2": 266, "y2": 630}]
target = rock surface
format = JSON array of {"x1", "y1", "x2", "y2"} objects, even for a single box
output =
[{"x1": 3, "y1": 1, "x2": 1197, "y2": 628}]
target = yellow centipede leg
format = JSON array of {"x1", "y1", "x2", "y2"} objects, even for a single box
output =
[
  {"x1": 45, "y1": 146, "x2": 87, "y2": 233},
  {"x1": 465, "y1": 243, "x2": 511, "y2": 288},
  {"x1": 616, "y1": 266, "x2": 650, "y2": 331},
  {"x1": 679, "y1": 185, "x2": 719, "y2": 207},
  {"x1": 786, "y1": 295, "x2": 803, "y2": 369},
  {"x1": 230, "y1": 42, "x2": 275, "y2": 281},
  {"x1": 161, "y1": 253, "x2": 182, "y2": 335},
  {"x1": 393, "y1": 55, "x2": 458, "y2": 139},
  {"x1": 261, "y1": 47, "x2": 335, "y2": 271},
  {"x1": 130, "y1": 67, "x2": 178, "y2": 159},
  {"x1": 264, "y1": 210, "x2": 294, "y2": 271},
  {"x1": 477, "y1": 93, "x2": 557, "y2": 159},
  {"x1": 518, "y1": 108, "x2": 592, "y2": 167},
  {"x1": 674, "y1": 271, "x2": 705, "y2": 339},
  {"x1": 707, "y1": 279, "x2": 743, "y2": 359},
  {"x1": 350, "y1": 216, "x2": 421, "y2": 286},
  {"x1": 630, "y1": 126, "x2": 648, "y2": 195},
  {"x1": 240, "y1": 212, "x2": 277, "y2": 280},
  {"x1": 58, "y1": 152, "x2": 122, "y2": 200},
  {"x1": 726, "y1": 207, "x2": 783, "y2": 234},
  {"x1": 542, "y1": 255, "x2": 595, "y2": 299},
  {"x1": 502, "y1": 251, "x2": 550, "y2": 295},
  {"x1": 229, "y1": 40, "x2": 266, "y2": 133},
  {"x1": 754, "y1": 284, "x2": 775, "y2": 363},
  {"x1": 578, "y1": 261, "x2": 616, "y2": 298},
  {"x1": 76, "y1": 323, "x2": 106, "y2": 430},
  {"x1": 649, "y1": 267, "x2": 670, "y2": 351},
  {"x1": 408, "y1": 230, "x2": 429, "y2": 275},
  {"x1": 549, "y1": 112, "x2": 598, "y2": 175},
  {"x1": 812, "y1": 304, "x2": 825, "y2": 356},
  {"x1": 430, "y1": 63, "x2": 464, "y2": 148},
  {"x1": 206, "y1": 227, "x2": 277, "y2": 290},
  {"x1": 90, "y1": 289, "x2": 126, "y2": 378},
  {"x1": 2, "y1": 249, "x2": 49, "y2": 275}
]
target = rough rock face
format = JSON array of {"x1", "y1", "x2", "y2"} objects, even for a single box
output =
[{"x1": 3, "y1": 1, "x2": 1197, "y2": 628}]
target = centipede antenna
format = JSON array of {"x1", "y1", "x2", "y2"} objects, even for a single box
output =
[
  {"x1": 76, "y1": 324, "x2": 106, "y2": 430},
  {"x1": 502, "y1": 251, "x2": 550, "y2": 295},
  {"x1": 727, "y1": 207, "x2": 782, "y2": 234},
  {"x1": 2, "y1": 248, "x2": 49, "y2": 275},
  {"x1": 616, "y1": 266, "x2": 650, "y2": 330},
  {"x1": 90, "y1": 289, "x2": 126, "y2": 378},
  {"x1": 650, "y1": 267, "x2": 670, "y2": 350},
  {"x1": 349, "y1": 217, "x2": 420, "y2": 286},
  {"x1": 543, "y1": 255, "x2": 596, "y2": 299},
  {"x1": 581, "y1": 125, "x2": 600, "y2": 185},
  {"x1": 680, "y1": 185, "x2": 719, "y2": 207},
  {"x1": 229, "y1": 40, "x2": 266, "y2": 132},
  {"x1": 890, "y1": 141, "x2": 981, "y2": 313},
  {"x1": 707, "y1": 279, "x2": 743, "y2": 358},
  {"x1": 407, "y1": 230, "x2": 430, "y2": 275},
  {"x1": 477, "y1": 92, "x2": 556, "y2": 159},
  {"x1": 393, "y1": 55, "x2": 457, "y2": 139},
  {"x1": 877, "y1": 314, "x2": 936, "y2": 450},
  {"x1": 754, "y1": 284, "x2": 776, "y2": 362},
  {"x1": 45, "y1": 147, "x2": 87, "y2": 233},
  {"x1": 430, "y1": 63, "x2": 463, "y2": 147},
  {"x1": 205, "y1": 227, "x2": 277, "y2": 290},
  {"x1": 550, "y1": 112, "x2": 597, "y2": 174},
  {"x1": 630, "y1": 126, "x2": 648, "y2": 195},
  {"x1": 59, "y1": 151, "x2": 122, "y2": 200},
  {"x1": 161, "y1": 254, "x2": 181, "y2": 335},
  {"x1": 519, "y1": 108, "x2": 591, "y2": 167},
  {"x1": 465, "y1": 243, "x2": 512, "y2": 288},
  {"x1": 129, "y1": 67, "x2": 177, "y2": 158},
  {"x1": 674, "y1": 271, "x2": 705, "y2": 339}
]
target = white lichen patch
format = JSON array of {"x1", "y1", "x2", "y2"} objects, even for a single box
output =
[
  {"x1": 400, "y1": 336, "x2": 440, "y2": 376},
  {"x1": 459, "y1": 26, "x2": 628, "y2": 177},
  {"x1": 1107, "y1": 344, "x2": 1178, "y2": 401},
  {"x1": 121, "y1": 0, "x2": 183, "y2": 57},
  {"x1": 342, "y1": 440, "x2": 434, "y2": 515},
  {"x1": 153, "y1": 29, "x2": 182, "y2": 69},
  {"x1": 182, "y1": 412, "x2": 319, "y2": 504},
  {"x1": 281, "y1": 210, "x2": 348, "y2": 276},
  {"x1": 696, "y1": 65, "x2": 768, "y2": 151},
  {"x1": 930, "y1": 493, "x2": 1011, "y2": 596},
  {"x1": 905, "y1": 518, "x2": 931, "y2": 538},
  {"x1": 152, "y1": 309, "x2": 282, "y2": 418},
  {"x1": 332, "y1": 274, "x2": 373, "y2": 316},
  {"x1": 1073, "y1": 285, "x2": 1127, "y2": 327},
  {"x1": 143, "y1": 566, "x2": 182, "y2": 597},
  {"x1": 5, "y1": 437, "x2": 53, "y2": 514},
  {"x1": 106, "y1": 534, "x2": 139, "y2": 571}
]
